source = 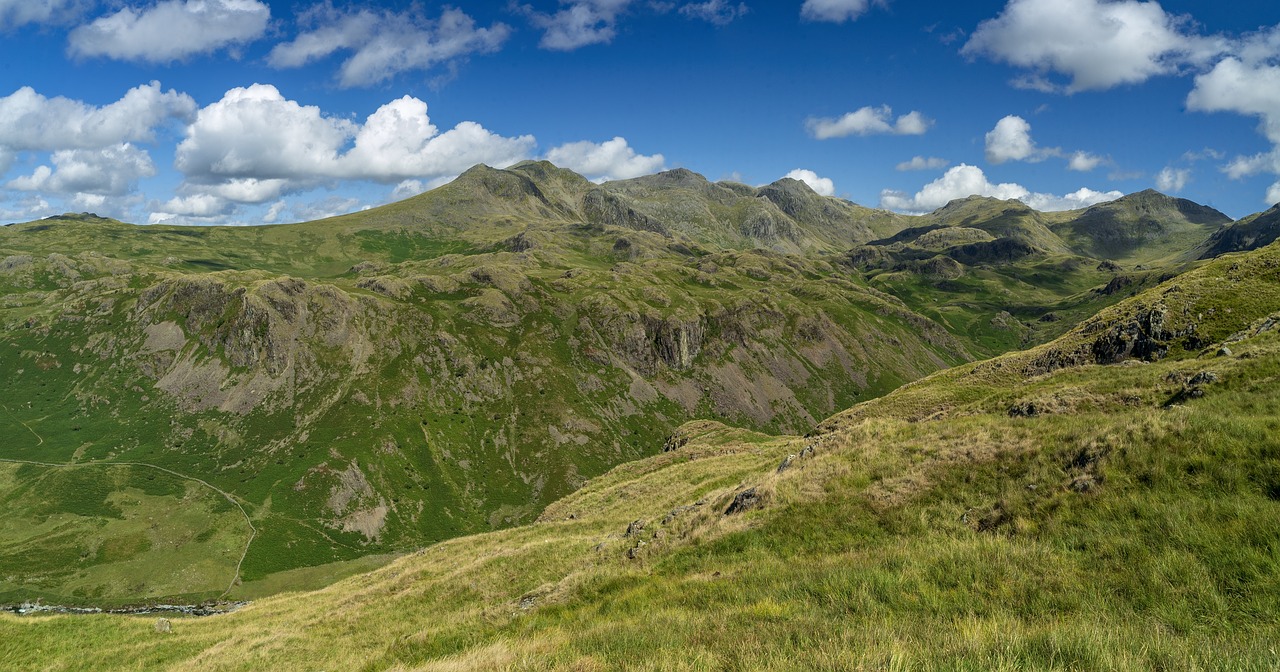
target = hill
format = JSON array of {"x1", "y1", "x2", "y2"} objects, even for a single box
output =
[
  {"x1": 1197, "y1": 202, "x2": 1280, "y2": 259},
  {"x1": 4, "y1": 238, "x2": 1278, "y2": 670},
  {"x1": 0, "y1": 163, "x2": 1262, "y2": 606},
  {"x1": 1048, "y1": 189, "x2": 1232, "y2": 264},
  {"x1": 0, "y1": 165, "x2": 960, "y2": 605}
]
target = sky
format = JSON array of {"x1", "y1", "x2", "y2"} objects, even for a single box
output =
[{"x1": 0, "y1": 0, "x2": 1278, "y2": 226}]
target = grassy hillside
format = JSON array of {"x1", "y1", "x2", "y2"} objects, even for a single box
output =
[
  {"x1": 1048, "y1": 190, "x2": 1232, "y2": 265},
  {"x1": 0, "y1": 165, "x2": 966, "y2": 604},
  {"x1": 3, "y1": 242, "x2": 1278, "y2": 671},
  {"x1": 1196, "y1": 202, "x2": 1280, "y2": 259},
  {"x1": 0, "y1": 163, "x2": 1259, "y2": 606}
]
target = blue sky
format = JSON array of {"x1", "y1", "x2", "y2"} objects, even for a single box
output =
[{"x1": 0, "y1": 0, "x2": 1277, "y2": 225}]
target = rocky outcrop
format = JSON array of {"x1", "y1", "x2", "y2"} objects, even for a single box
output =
[
  {"x1": 1024, "y1": 302, "x2": 1197, "y2": 376},
  {"x1": 582, "y1": 189, "x2": 669, "y2": 236}
]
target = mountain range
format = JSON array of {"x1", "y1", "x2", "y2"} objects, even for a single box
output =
[
  {"x1": 0, "y1": 161, "x2": 1277, "y2": 668},
  {"x1": 0, "y1": 161, "x2": 1277, "y2": 620}
]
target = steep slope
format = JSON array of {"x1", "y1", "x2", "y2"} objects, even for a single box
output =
[
  {"x1": 1049, "y1": 189, "x2": 1232, "y2": 264},
  {"x1": 0, "y1": 200, "x2": 965, "y2": 604},
  {"x1": 5, "y1": 244, "x2": 1278, "y2": 671},
  {"x1": 1197, "y1": 202, "x2": 1280, "y2": 259},
  {"x1": 0, "y1": 166, "x2": 1247, "y2": 605}
]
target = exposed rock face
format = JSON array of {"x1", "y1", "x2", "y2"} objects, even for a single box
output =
[
  {"x1": 1090, "y1": 304, "x2": 1181, "y2": 364},
  {"x1": 740, "y1": 208, "x2": 799, "y2": 244},
  {"x1": 1024, "y1": 302, "x2": 1197, "y2": 376},
  {"x1": 582, "y1": 189, "x2": 668, "y2": 236}
]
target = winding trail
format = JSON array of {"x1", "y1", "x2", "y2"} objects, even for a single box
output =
[
  {"x1": 1, "y1": 404, "x2": 44, "y2": 446},
  {"x1": 0, "y1": 457, "x2": 257, "y2": 598}
]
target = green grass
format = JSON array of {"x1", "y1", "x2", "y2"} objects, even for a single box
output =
[
  {"x1": 0, "y1": 163, "x2": 1269, "y2": 614},
  {"x1": 2, "y1": 242, "x2": 1279, "y2": 669},
  {"x1": 0, "y1": 463, "x2": 250, "y2": 607}
]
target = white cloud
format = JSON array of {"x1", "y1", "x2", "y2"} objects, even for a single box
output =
[
  {"x1": 69, "y1": 0, "x2": 269, "y2": 63},
  {"x1": 392, "y1": 180, "x2": 427, "y2": 200},
  {"x1": 521, "y1": 0, "x2": 635, "y2": 51},
  {"x1": 806, "y1": 106, "x2": 932, "y2": 139},
  {"x1": 897, "y1": 156, "x2": 951, "y2": 171},
  {"x1": 1067, "y1": 151, "x2": 1104, "y2": 171},
  {"x1": 0, "y1": 82, "x2": 194, "y2": 152},
  {"x1": 1155, "y1": 167, "x2": 1190, "y2": 193},
  {"x1": 1268, "y1": 182, "x2": 1280, "y2": 205},
  {"x1": 962, "y1": 0, "x2": 1223, "y2": 93},
  {"x1": 344, "y1": 97, "x2": 535, "y2": 180},
  {"x1": 546, "y1": 137, "x2": 665, "y2": 181},
  {"x1": 679, "y1": 1, "x2": 747, "y2": 25},
  {"x1": 174, "y1": 84, "x2": 535, "y2": 203},
  {"x1": 0, "y1": 0, "x2": 84, "y2": 29},
  {"x1": 175, "y1": 84, "x2": 352, "y2": 191},
  {"x1": 984, "y1": 115, "x2": 1054, "y2": 164},
  {"x1": 8, "y1": 144, "x2": 155, "y2": 195},
  {"x1": 1023, "y1": 187, "x2": 1124, "y2": 211},
  {"x1": 151, "y1": 193, "x2": 230, "y2": 219},
  {"x1": 268, "y1": 6, "x2": 510, "y2": 88},
  {"x1": 263, "y1": 200, "x2": 287, "y2": 223},
  {"x1": 800, "y1": 0, "x2": 880, "y2": 23},
  {"x1": 1188, "y1": 57, "x2": 1280, "y2": 144},
  {"x1": 293, "y1": 195, "x2": 362, "y2": 222},
  {"x1": 783, "y1": 169, "x2": 836, "y2": 197},
  {"x1": 1188, "y1": 55, "x2": 1280, "y2": 204},
  {"x1": 0, "y1": 195, "x2": 54, "y2": 222},
  {"x1": 879, "y1": 164, "x2": 1120, "y2": 213},
  {"x1": 1222, "y1": 153, "x2": 1276, "y2": 180}
]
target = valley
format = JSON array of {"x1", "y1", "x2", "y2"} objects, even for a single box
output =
[{"x1": 0, "y1": 169, "x2": 1276, "y2": 668}]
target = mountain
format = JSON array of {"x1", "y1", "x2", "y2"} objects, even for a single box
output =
[
  {"x1": 0, "y1": 164, "x2": 958, "y2": 605},
  {"x1": 1047, "y1": 189, "x2": 1232, "y2": 264},
  {"x1": 0, "y1": 163, "x2": 1262, "y2": 607},
  {"x1": 5, "y1": 237, "x2": 1278, "y2": 670},
  {"x1": 1196, "y1": 202, "x2": 1280, "y2": 259}
]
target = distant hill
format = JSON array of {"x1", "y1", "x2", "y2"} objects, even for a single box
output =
[
  {"x1": 1196, "y1": 202, "x2": 1280, "y2": 259},
  {"x1": 1047, "y1": 189, "x2": 1232, "y2": 264},
  {"x1": 0, "y1": 161, "x2": 1269, "y2": 606}
]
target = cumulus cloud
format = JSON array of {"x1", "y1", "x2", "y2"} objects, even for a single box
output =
[
  {"x1": 984, "y1": 115, "x2": 1057, "y2": 164},
  {"x1": 1188, "y1": 52, "x2": 1280, "y2": 204},
  {"x1": 879, "y1": 164, "x2": 1121, "y2": 213},
  {"x1": 963, "y1": 0, "x2": 1223, "y2": 93},
  {"x1": 0, "y1": 83, "x2": 190, "y2": 210},
  {"x1": 1155, "y1": 167, "x2": 1190, "y2": 193},
  {"x1": 521, "y1": 0, "x2": 635, "y2": 51},
  {"x1": 174, "y1": 84, "x2": 536, "y2": 204},
  {"x1": 1188, "y1": 59, "x2": 1280, "y2": 143},
  {"x1": 268, "y1": 6, "x2": 510, "y2": 88},
  {"x1": 1067, "y1": 151, "x2": 1105, "y2": 171},
  {"x1": 800, "y1": 0, "x2": 881, "y2": 23},
  {"x1": 679, "y1": 0, "x2": 747, "y2": 25},
  {"x1": 149, "y1": 193, "x2": 231, "y2": 222},
  {"x1": 69, "y1": 0, "x2": 269, "y2": 63},
  {"x1": 1222, "y1": 153, "x2": 1276, "y2": 180},
  {"x1": 783, "y1": 169, "x2": 836, "y2": 196},
  {"x1": 546, "y1": 137, "x2": 665, "y2": 181},
  {"x1": 0, "y1": 82, "x2": 194, "y2": 152},
  {"x1": 263, "y1": 200, "x2": 287, "y2": 223},
  {"x1": 897, "y1": 156, "x2": 951, "y2": 171},
  {"x1": 806, "y1": 106, "x2": 932, "y2": 139},
  {"x1": 8, "y1": 144, "x2": 155, "y2": 195},
  {"x1": 0, "y1": 0, "x2": 85, "y2": 29}
]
